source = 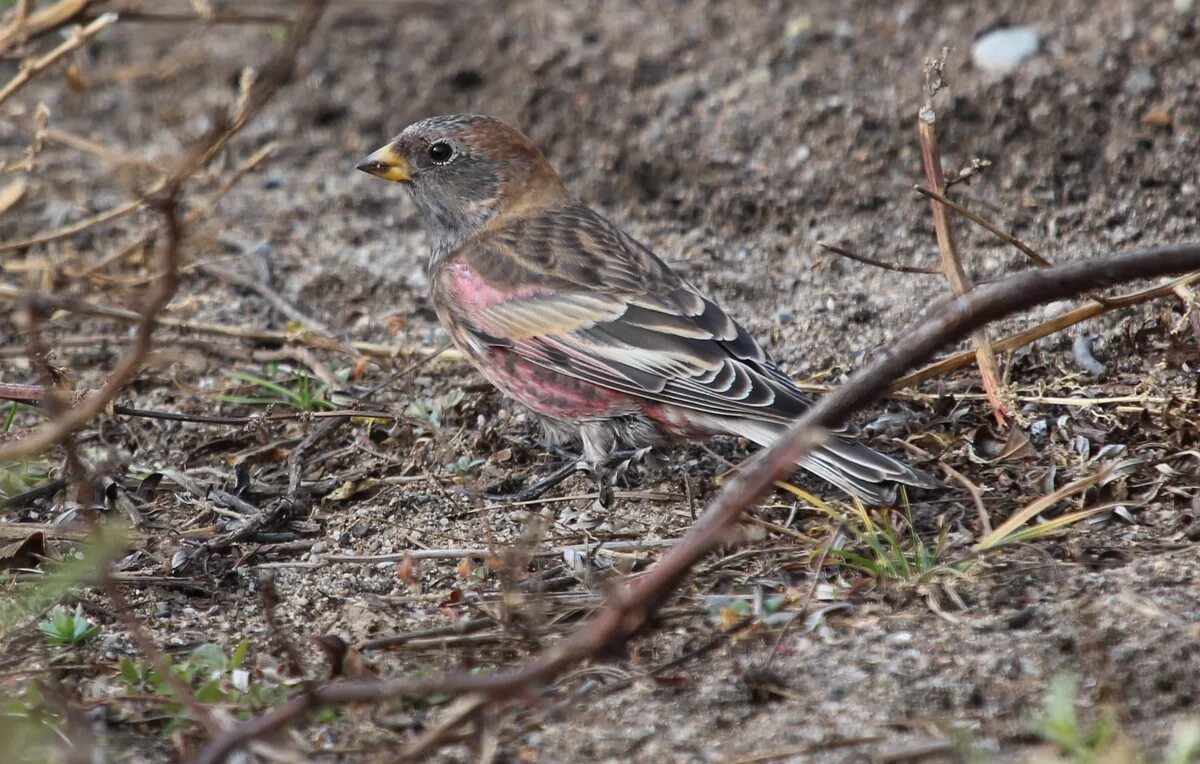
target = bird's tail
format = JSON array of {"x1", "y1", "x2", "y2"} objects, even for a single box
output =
[{"x1": 721, "y1": 419, "x2": 938, "y2": 506}]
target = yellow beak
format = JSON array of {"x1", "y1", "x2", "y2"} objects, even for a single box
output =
[{"x1": 356, "y1": 143, "x2": 411, "y2": 182}]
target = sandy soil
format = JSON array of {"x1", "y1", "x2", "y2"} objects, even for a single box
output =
[{"x1": 2, "y1": 1, "x2": 1200, "y2": 762}]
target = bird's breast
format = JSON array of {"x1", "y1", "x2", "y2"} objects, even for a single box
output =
[{"x1": 437, "y1": 258, "x2": 551, "y2": 311}]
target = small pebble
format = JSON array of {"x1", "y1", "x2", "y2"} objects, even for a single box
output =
[
  {"x1": 1072, "y1": 334, "x2": 1107, "y2": 377},
  {"x1": 1122, "y1": 67, "x2": 1157, "y2": 94},
  {"x1": 784, "y1": 15, "x2": 812, "y2": 41},
  {"x1": 971, "y1": 27, "x2": 1040, "y2": 75},
  {"x1": 1142, "y1": 106, "x2": 1173, "y2": 127},
  {"x1": 406, "y1": 266, "x2": 429, "y2": 291}
]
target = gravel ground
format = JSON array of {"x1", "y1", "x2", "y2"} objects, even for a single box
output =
[{"x1": 2, "y1": 1, "x2": 1199, "y2": 762}]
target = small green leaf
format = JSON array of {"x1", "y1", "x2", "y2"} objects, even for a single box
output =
[
  {"x1": 189, "y1": 643, "x2": 229, "y2": 678},
  {"x1": 230, "y1": 640, "x2": 250, "y2": 670},
  {"x1": 195, "y1": 680, "x2": 226, "y2": 704},
  {"x1": 729, "y1": 600, "x2": 752, "y2": 616},
  {"x1": 119, "y1": 658, "x2": 141, "y2": 686}
]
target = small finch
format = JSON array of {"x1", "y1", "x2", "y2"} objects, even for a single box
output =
[{"x1": 357, "y1": 115, "x2": 937, "y2": 504}]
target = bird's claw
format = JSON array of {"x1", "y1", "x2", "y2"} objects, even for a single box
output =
[
  {"x1": 608, "y1": 446, "x2": 655, "y2": 488},
  {"x1": 484, "y1": 447, "x2": 655, "y2": 508}
]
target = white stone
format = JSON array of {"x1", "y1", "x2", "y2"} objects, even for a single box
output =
[{"x1": 971, "y1": 27, "x2": 1041, "y2": 75}]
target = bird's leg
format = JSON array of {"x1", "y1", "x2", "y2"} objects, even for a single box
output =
[
  {"x1": 486, "y1": 407, "x2": 656, "y2": 508},
  {"x1": 579, "y1": 424, "x2": 619, "y2": 510},
  {"x1": 577, "y1": 459, "x2": 615, "y2": 510},
  {"x1": 585, "y1": 446, "x2": 657, "y2": 508}
]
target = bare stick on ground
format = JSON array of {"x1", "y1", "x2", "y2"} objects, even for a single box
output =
[
  {"x1": 191, "y1": 242, "x2": 1200, "y2": 764},
  {"x1": 918, "y1": 52, "x2": 1010, "y2": 426},
  {"x1": 816, "y1": 240, "x2": 941, "y2": 275}
]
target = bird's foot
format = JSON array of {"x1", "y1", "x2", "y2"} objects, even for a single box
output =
[
  {"x1": 585, "y1": 448, "x2": 653, "y2": 509},
  {"x1": 484, "y1": 458, "x2": 585, "y2": 503},
  {"x1": 484, "y1": 448, "x2": 654, "y2": 507},
  {"x1": 608, "y1": 446, "x2": 655, "y2": 488}
]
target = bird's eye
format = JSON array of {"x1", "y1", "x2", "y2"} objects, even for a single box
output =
[{"x1": 427, "y1": 141, "x2": 455, "y2": 164}]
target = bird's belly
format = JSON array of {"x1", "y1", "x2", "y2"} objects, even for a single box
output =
[{"x1": 475, "y1": 348, "x2": 639, "y2": 421}]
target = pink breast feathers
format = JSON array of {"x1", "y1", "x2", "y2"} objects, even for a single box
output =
[
  {"x1": 441, "y1": 259, "x2": 637, "y2": 422},
  {"x1": 443, "y1": 259, "x2": 551, "y2": 311}
]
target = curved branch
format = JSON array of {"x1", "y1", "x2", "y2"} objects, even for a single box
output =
[{"x1": 190, "y1": 241, "x2": 1200, "y2": 764}]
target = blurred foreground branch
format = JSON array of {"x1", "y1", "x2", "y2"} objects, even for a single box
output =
[
  {"x1": 0, "y1": 0, "x2": 328, "y2": 464},
  {"x1": 192, "y1": 242, "x2": 1200, "y2": 764},
  {"x1": 0, "y1": 11, "x2": 115, "y2": 108}
]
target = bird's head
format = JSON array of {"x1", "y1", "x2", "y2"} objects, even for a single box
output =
[{"x1": 357, "y1": 114, "x2": 566, "y2": 255}]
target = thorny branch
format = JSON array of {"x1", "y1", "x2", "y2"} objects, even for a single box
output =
[{"x1": 192, "y1": 242, "x2": 1200, "y2": 764}]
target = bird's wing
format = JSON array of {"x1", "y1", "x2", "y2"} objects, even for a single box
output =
[{"x1": 446, "y1": 202, "x2": 820, "y2": 424}]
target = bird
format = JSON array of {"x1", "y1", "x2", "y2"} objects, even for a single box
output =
[{"x1": 356, "y1": 114, "x2": 938, "y2": 505}]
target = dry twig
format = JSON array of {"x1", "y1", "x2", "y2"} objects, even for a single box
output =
[
  {"x1": 0, "y1": 13, "x2": 117, "y2": 109},
  {"x1": 0, "y1": 191, "x2": 184, "y2": 463},
  {"x1": 0, "y1": 0, "x2": 93, "y2": 54},
  {"x1": 918, "y1": 52, "x2": 1010, "y2": 425},
  {"x1": 816, "y1": 240, "x2": 940, "y2": 275},
  {"x1": 0, "y1": 0, "x2": 328, "y2": 463},
  {"x1": 892, "y1": 271, "x2": 1200, "y2": 389},
  {"x1": 913, "y1": 184, "x2": 1115, "y2": 308},
  {"x1": 0, "y1": 283, "x2": 457, "y2": 361}
]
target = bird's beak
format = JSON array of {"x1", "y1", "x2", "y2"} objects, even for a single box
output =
[{"x1": 356, "y1": 143, "x2": 411, "y2": 182}]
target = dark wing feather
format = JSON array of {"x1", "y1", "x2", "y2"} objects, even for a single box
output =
[{"x1": 455, "y1": 201, "x2": 823, "y2": 425}]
